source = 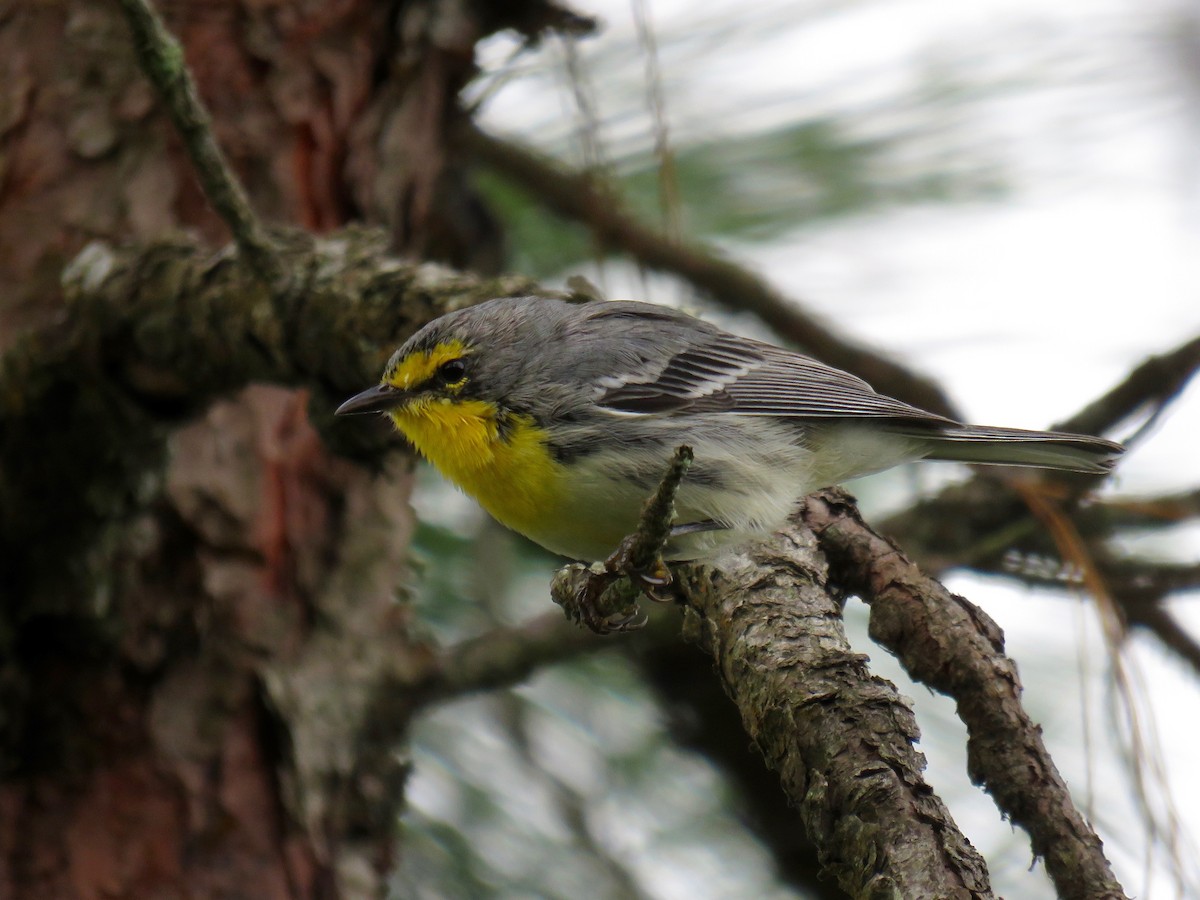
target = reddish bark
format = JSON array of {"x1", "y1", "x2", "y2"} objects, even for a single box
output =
[{"x1": 1, "y1": 3, "x2": 435, "y2": 892}]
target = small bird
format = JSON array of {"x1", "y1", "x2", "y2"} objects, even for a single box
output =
[{"x1": 337, "y1": 296, "x2": 1122, "y2": 561}]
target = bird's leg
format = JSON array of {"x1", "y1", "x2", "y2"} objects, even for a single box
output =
[
  {"x1": 550, "y1": 446, "x2": 693, "y2": 634},
  {"x1": 551, "y1": 561, "x2": 648, "y2": 634}
]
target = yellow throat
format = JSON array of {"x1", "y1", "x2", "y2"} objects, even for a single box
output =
[
  {"x1": 389, "y1": 400, "x2": 564, "y2": 538},
  {"x1": 383, "y1": 342, "x2": 565, "y2": 539}
]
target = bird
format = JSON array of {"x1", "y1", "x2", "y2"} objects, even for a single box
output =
[{"x1": 336, "y1": 296, "x2": 1123, "y2": 561}]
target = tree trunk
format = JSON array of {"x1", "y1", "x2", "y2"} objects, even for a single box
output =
[{"x1": 0, "y1": 0, "x2": 518, "y2": 893}]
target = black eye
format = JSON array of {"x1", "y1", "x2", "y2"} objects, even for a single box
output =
[{"x1": 437, "y1": 359, "x2": 467, "y2": 385}]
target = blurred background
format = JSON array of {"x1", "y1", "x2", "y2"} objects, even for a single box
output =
[{"x1": 393, "y1": 1, "x2": 1200, "y2": 897}]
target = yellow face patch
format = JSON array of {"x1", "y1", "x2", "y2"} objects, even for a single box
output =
[
  {"x1": 383, "y1": 338, "x2": 567, "y2": 544},
  {"x1": 385, "y1": 340, "x2": 469, "y2": 391}
]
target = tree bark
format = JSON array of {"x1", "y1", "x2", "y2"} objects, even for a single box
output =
[
  {"x1": 676, "y1": 529, "x2": 993, "y2": 898},
  {"x1": 804, "y1": 489, "x2": 1127, "y2": 900},
  {"x1": 0, "y1": 0, "x2": 567, "y2": 893}
]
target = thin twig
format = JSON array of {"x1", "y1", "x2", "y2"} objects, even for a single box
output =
[
  {"x1": 1095, "y1": 488, "x2": 1200, "y2": 529},
  {"x1": 1126, "y1": 605, "x2": 1200, "y2": 677},
  {"x1": 116, "y1": 0, "x2": 282, "y2": 286},
  {"x1": 1057, "y1": 334, "x2": 1200, "y2": 438},
  {"x1": 996, "y1": 553, "x2": 1200, "y2": 610},
  {"x1": 632, "y1": 0, "x2": 683, "y2": 241},
  {"x1": 622, "y1": 443, "x2": 693, "y2": 573},
  {"x1": 422, "y1": 612, "x2": 609, "y2": 702}
]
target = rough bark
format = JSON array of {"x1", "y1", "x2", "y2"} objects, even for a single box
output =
[
  {"x1": 804, "y1": 489, "x2": 1127, "y2": 900},
  {"x1": 676, "y1": 530, "x2": 993, "y2": 899},
  {"x1": 0, "y1": 384, "x2": 423, "y2": 897}
]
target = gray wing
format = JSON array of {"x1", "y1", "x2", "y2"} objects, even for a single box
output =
[{"x1": 594, "y1": 325, "x2": 953, "y2": 424}]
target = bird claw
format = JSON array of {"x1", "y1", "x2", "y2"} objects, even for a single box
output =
[
  {"x1": 550, "y1": 547, "x2": 676, "y2": 634},
  {"x1": 582, "y1": 547, "x2": 676, "y2": 632},
  {"x1": 629, "y1": 558, "x2": 675, "y2": 603},
  {"x1": 550, "y1": 447, "x2": 692, "y2": 634},
  {"x1": 572, "y1": 583, "x2": 646, "y2": 635},
  {"x1": 551, "y1": 563, "x2": 646, "y2": 635},
  {"x1": 599, "y1": 607, "x2": 649, "y2": 633},
  {"x1": 633, "y1": 558, "x2": 671, "y2": 588}
]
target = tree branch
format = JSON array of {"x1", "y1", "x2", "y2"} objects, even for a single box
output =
[
  {"x1": 116, "y1": 0, "x2": 281, "y2": 284},
  {"x1": 1057, "y1": 334, "x2": 1200, "y2": 437},
  {"x1": 631, "y1": 640, "x2": 844, "y2": 899},
  {"x1": 420, "y1": 607, "x2": 677, "y2": 704},
  {"x1": 425, "y1": 612, "x2": 606, "y2": 699},
  {"x1": 992, "y1": 555, "x2": 1200, "y2": 607},
  {"x1": 803, "y1": 488, "x2": 1127, "y2": 900},
  {"x1": 675, "y1": 529, "x2": 993, "y2": 898},
  {"x1": 1124, "y1": 604, "x2": 1200, "y2": 676}
]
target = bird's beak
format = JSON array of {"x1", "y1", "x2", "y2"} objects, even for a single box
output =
[{"x1": 335, "y1": 383, "x2": 405, "y2": 416}]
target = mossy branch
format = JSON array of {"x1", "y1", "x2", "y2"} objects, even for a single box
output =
[{"x1": 0, "y1": 231, "x2": 539, "y2": 600}]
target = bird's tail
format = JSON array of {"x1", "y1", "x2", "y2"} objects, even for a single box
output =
[{"x1": 914, "y1": 425, "x2": 1123, "y2": 474}]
